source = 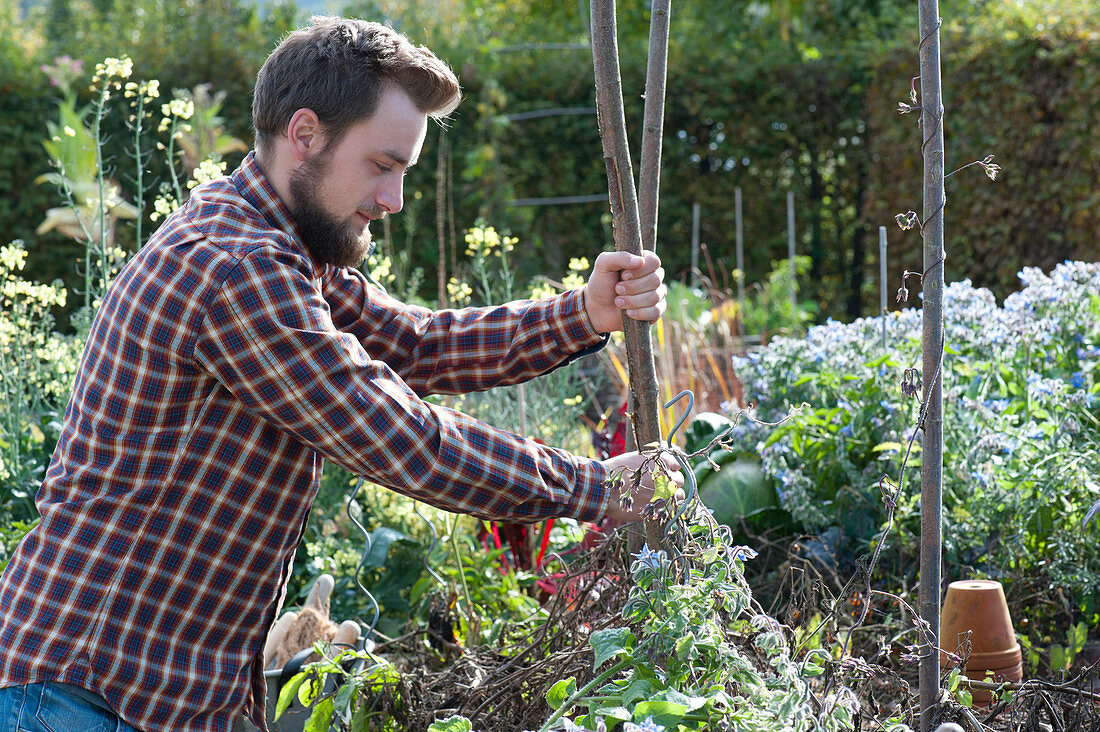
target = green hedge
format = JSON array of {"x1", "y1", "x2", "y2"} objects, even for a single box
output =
[
  {"x1": 2, "y1": 0, "x2": 1096, "y2": 323},
  {"x1": 864, "y1": 24, "x2": 1100, "y2": 304}
]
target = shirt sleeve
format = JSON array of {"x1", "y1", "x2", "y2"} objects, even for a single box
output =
[
  {"x1": 193, "y1": 248, "x2": 610, "y2": 522},
  {"x1": 320, "y1": 265, "x2": 608, "y2": 396}
]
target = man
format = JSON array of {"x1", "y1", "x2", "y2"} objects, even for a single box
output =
[{"x1": 0, "y1": 17, "x2": 675, "y2": 732}]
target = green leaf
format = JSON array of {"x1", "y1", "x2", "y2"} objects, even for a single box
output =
[
  {"x1": 1050, "y1": 643, "x2": 1067, "y2": 671},
  {"x1": 873, "y1": 441, "x2": 922, "y2": 454},
  {"x1": 652, "y1": 471, "x2": 676, "y2": 501},
  {"x1": 633, "y1": 700, "x2": 689, "y2": 728},
  {"x1": 298, "y1": 674, "x2": 322, "y2": 708},
  {"x1": 274, "y1": 673, "x2": 308, "y2": 720},
  {"x1": 674, "y1": 634, "x2": 696, "y2": 661},
  {"x1": 592, "y1": 705, "x2": 632, "y2": 722},
  {"x1": 350, "y1": 702, "x2": 369, "y2": 732},
  {"x1": 546, "y1": 677, "x2": 577, "y2": 710},
  {"x1": 304, "y1": 695, "x2": 335, "y2": 732},
  {"x1": 655, "y1": 688, "x2": 707, "y2": 712},
  {"x1": 864, "y1": 354, "x2": 890, "y2": 369},
  {"x1": 1071, "y1": 621, "x2": 1088, "y2": 653},
  {"x1": 683, "y1": 412, "x2": 735, "y2": 453},
  {"x1": 801, "y1": 648, "x2": 828, "y2": 677},
  {"x1": 428, "y1": 716, "x2": 473, "y2": 732},
  {"x1": 590, "y1": 627, "x2": 634, "y2": 670},
  {"x1": 364, "y1": 526, "x2": 411, "y2": 569},
  {"x1": 619, "y1": 676, "x2": 657, "y2": 706},
  {"x1": 334, "y1": 679, "x2": 356, "y2": 716}
]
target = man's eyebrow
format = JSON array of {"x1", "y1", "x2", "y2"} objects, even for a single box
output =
[{"x1": 381, "y1": 149, "x2": 413, "y2": 167}]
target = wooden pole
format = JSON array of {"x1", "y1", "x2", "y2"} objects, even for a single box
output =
[
  {"x1": 590, "y1": 0, "x2": 663, "y2": 452},
  {"x1": 917, "y1": 0, "x2": 946, "y2": 728},
  {"x1": 638, "y1": 0, "x2": 670, "y2": 258}
]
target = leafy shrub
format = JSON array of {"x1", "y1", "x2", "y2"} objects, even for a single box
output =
[{"x1": 721, "y1": 260, "x2": 1100, "y2": 630}]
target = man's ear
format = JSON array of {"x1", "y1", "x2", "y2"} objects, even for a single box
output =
[{"x1": 286, "y1": 108, "x2": 324, "y2": 162}]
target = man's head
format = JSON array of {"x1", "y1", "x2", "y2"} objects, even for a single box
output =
[
  {"x1": 253, "y1": 17, "x2": 461, "y2": 158},
  {"x1": 252, "y1": 18, "x2": 461, "y2": 268}
]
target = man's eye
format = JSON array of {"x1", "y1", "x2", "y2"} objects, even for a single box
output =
[{"x1": 376, "y1": 162, "x2": 392, "y2": 174}]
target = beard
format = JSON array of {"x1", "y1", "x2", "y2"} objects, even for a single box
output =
[{"x1": 287, "y1": 155, "x2": 376, "y2": 269}]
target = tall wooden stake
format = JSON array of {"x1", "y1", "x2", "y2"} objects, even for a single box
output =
[
  {"x1": 590, "y1": 0, "x2": 664, "y2": 452},
  {"x1": 917, "y1": 0, "x2": 946, "y2": 729},
  {"x1": 638, "y1": 0, "x2": 670, "y2": 259}
]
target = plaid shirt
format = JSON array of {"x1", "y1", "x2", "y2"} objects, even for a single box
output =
[{"x1": 0, "y1": 152, "x2": 610, "y2": 732}]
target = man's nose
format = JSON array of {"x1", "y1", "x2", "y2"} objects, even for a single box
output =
[{"x1": 376, "y1": 177, "x2": 403, "y2": 214}]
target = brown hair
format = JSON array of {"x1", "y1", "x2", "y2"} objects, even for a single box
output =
[{"x1": 252, "y1": 17, "x2": 461, "y2": 155}]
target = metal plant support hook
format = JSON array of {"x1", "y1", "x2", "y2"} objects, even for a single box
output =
[
  {"x1": 346, "y1": 478, "x2": 381, "y2": 637},
  {"x1": 663, "y1": 389, "x2": 694, "y2": 447},
  {"x1": 662, "y1": 390, "x2": 698, "y2": 534}
]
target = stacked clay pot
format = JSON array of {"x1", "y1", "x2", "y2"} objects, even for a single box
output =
[{"x1": 939, "y1": 579, "x2": 1023, "y2": 705}]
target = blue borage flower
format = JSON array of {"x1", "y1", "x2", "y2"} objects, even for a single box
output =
[
  {"x1": 721, "y1": 260, "x2": 1100, "y2": 535},
  {"x1": 631, "y1": 543, "x2": 667, "y2": 573},
  {"x1": 729, "y1": 545, "x2": 759, "y2": 562}
]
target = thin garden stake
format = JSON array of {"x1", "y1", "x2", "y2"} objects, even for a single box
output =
[
  {"x1": 690, "y1": 202, "x2": 700, "y2": 289},
  {"x1": 436, "y1": 128, "x2": 448, "y2": 306},
  {"x1": 880, "y1": 226, "x2": 888, "y2": 349},
  {"x1": 787, "y1": 190, "x2": 796, "y2": 325},
  {"x1": 917, "y1": 0, "x2": 946, "y2": 728},
  {"x1": 735, "y1": 187, "x2": 745, "y2": 333},
  {"x1": 590, "y1": 0, "x2": 664, "y2": 451}
]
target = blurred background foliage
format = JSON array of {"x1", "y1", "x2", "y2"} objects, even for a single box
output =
[{"x1": 2, "y1": 0, "x2": 1098, "y2": 330}]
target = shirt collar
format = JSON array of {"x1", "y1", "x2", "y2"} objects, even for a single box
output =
[{"x1": 231, "y1": 151, "x2": 321, "y2": 275}]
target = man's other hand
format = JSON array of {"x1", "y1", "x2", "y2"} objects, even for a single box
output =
[
  {"x1": 599, "y1": 450, "x2": 684, "y2": 523},
  {"x1": 582, "y1": 251, "x2": 667, "y2": 334}
]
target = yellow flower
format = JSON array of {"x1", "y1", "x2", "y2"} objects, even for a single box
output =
[
  {"x1": 0, "y1": 244, "x2": 28, "y2": 272},
  {"x1": 447, "y1": 278, "x2": 472, "y2": 306},
  {"x1": 463, "y1": 225, "x2": 513, "y2": 259},
  {"x1": 94, "y1": 56, "x2": 133, "y2": 82},
  {"x1": 161, "y1": 97, "x2": 195, "y2": 122},
  {"x1": 367, "y1": 253, "x2": 394, "y2": 285},
  {"x1": 187, "y1": 158, "x2": 227, "y2": 189},
  {"x1": 529, "y1": 281, "x2": 557, "y2": 300},
  {"x1": 562, "y1": 272, "x2": 585, "y2": 290},
  {"x1": 127, "y1": 79, "x2": 161, "y2": 104},
  {"x1": 150, "y1": 193, "x2": 179, "y2": 223}
]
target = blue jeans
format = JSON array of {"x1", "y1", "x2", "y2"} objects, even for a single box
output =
[{"x1": 0, "y1": 682, "x2": 141, "y2": 732}]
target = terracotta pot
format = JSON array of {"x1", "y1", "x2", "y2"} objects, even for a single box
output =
[{"x1": 939, "y1": 579, "x2": 1023, "y2": 705}]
